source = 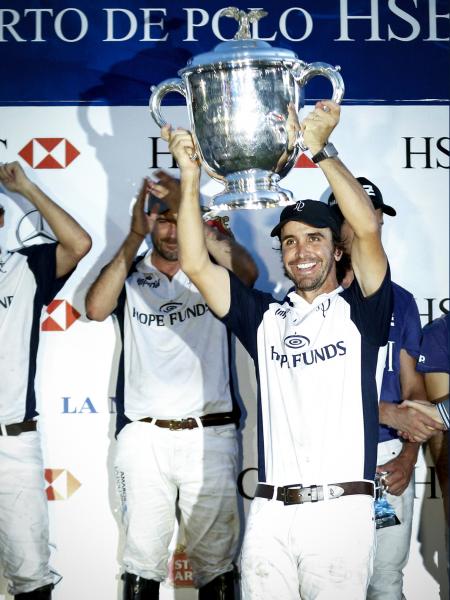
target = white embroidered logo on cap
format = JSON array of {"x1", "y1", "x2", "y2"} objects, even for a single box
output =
[
  {"x1": 363, "y1": 184, "x2": 376, "y2": 196},
  {"x1": 295, "y1": 201, "x2": 305, "y2": 212}
]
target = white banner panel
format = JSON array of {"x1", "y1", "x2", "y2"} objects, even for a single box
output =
[{"x1": 0, "y1": 104, "x2": 448, "y2": 599}]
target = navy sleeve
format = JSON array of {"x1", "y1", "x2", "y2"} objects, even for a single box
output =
[
  {"x1": 18, "y1": 243, "x2": 73, "y2": 305},
  {"x1": 341, "y1": 264, "x2": 393, "y2": 346},
  {"x1": 112, "y1": 255, "x2": 141, "y2": 318},
  {"x1": 417, "y1": 314, "x2": 449, "y2": 374},
  {"x1": 401, "y1": 293, "x2": 422, "y2": 359},
  {"x1": 220, "y1": 270, "x2": 275, "y2": 361}
]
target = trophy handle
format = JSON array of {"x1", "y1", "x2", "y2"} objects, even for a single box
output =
[
  {"x1": 149, "y1": 78, "x2": 187, "y2": 127},
  {"x1": 291, "y1": 61, "x2": 345, "y2": 151}
]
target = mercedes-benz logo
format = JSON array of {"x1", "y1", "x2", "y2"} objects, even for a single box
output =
[{"x1": 15, "y1": 209, "x2": 57, "y2": 248}]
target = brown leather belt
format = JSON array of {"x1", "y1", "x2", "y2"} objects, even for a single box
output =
[
  {"x1": 139, "y1": 412, "x2": 236, "y2": 431},
  {"x1": 0, "y1": 420, "x2": 37, "y2": 436},
  {"x1": 255, "y1": 481, "x2": 374, "y2": 506}
]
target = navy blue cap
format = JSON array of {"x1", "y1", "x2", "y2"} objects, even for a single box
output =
[
  {"x1": 270, "y1": 200, "x2": 341, "y2": 238},
  {"x1": 328, "y1": 177, "x2": 396, "y2": 220}
]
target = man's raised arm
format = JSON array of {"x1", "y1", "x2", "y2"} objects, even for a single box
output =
[
  {"x1": 302, "y1": 101, "x2": 387, "y2": 297},
  {"x1": 149, "y1": 169, "x2": 258, "y2": 287},
  {"x1": 0, "y1": 161, "x2": 91, "y2": 277},
  {"x1": 86, "y1": 179, "x2": 157, "y2": 321},
  {"x1": 162, "y1": 127, "x2": 232, "y2": 318}
]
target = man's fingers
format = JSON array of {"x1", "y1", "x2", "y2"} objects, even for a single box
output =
[
  {"x1": 170, "y1": 136, "x2": 196, "y2": 161},
  {"x1": 153, "y1": 169, "x2": 178, "y2": 186},
  {"x1": 382, "y1": 469, "x2": 406, "y2": 496},
  {"x1": 147, "y1": 202, "x2": 160, "y2": 219},
  {"x1": 148, "y1": 182, "x2": 168, "y2": 199},
  {"x1": 136, "y1": 178, "x2": 150, "y2": 205},
  {"x1": 160, "y1": 125, "x2": 172, "y2": 141},
  {"x1": 316, "y1": 100, "x2": 339, "y2": 113}
]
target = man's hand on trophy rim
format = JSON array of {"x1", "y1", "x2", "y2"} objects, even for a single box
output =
[
  {"x1": 315, "y1": 100, "x2": 340, "y2": 117},
  {"x1": 162, "y1": 126, "x2": 200, "y2": 173}
]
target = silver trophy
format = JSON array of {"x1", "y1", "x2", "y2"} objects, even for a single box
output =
[{"x1": 150, "y1": 7, "x2": 344, "y2": 211}]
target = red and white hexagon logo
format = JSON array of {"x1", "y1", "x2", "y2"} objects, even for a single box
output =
[
  {"x1": 45, "y1": 469, "x2": 82, "y2": 501},
  {"x1": 295, "y1": 153, "x2": 317, "y2": 168},
  {"x1": 19, "y1": 138, "x2": 80, "y2": 169},
  {"x1": 41, "y1": 300, "x2": 81, "y2": 331}
]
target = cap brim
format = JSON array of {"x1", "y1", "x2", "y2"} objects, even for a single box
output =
[
  {"x1": 382, "y1": 204, "x2": 396, "y2": 217},
  {"x1": 270, "y1": 217, "x2": 340, "y2": 238},
  {"x1": 270, "y1": 222, "x2": 284, "y2": 237}
]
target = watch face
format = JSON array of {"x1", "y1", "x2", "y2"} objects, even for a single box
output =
[
  {"x1": 313, "y1": 143, "x2": 337, "y2": 163},
  {"x1": 324, "y1": 143, "x2": 337, "y2": 157}
]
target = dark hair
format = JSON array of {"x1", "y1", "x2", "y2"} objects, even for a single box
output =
[
  {"x1": 0, "y1": 206, "x2": 4, "y2": 216},
  {"x1": 332, "y1": 230, "x2": 351, "y2": 284}
]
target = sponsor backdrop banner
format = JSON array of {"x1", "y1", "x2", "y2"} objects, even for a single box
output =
[
  {"x1": 0, "y1": 0, "x2": 448, "y2": 104},
  {"x1": 0, "y1": 2, "x2": 449, "y2": 600}
]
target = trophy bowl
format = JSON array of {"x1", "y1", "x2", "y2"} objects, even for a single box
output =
[{"x1": 150, "y1": 8, "x2": 344, "y2": 211}]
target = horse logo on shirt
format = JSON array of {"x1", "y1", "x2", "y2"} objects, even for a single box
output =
[
  {"x1": 137, "y1": 274, "x2": 160, "y2": 289},
  {"x1": 317, "y1": 299, "x2": 331, "y2": 318}
]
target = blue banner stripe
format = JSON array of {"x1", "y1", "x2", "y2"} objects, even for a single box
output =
[{"x1": 0, "y1": 1, "x2": 448, "y2": 105}]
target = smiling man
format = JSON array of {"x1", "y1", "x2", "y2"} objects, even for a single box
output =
[
  {"x1": 166, "y1": 100, "x2": 393, "y2": 599},
  {"x1": 86, "y1": 173, "x2": 257, "y2": 600}
]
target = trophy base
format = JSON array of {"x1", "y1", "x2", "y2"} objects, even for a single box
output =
[{"x1": 209, "y1": 169, "x2": 294, "y2": 212}]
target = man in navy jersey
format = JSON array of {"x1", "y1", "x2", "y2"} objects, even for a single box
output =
[
  {"x1": 0, "y1": 162, "x2": 91, "y2": 599},
  {"x1": 167, "y1": 101, "x2": 393, "y2": 599},
  {"x1": 328, "y1": 177, "x2": 444, "y2": 599},
  {"x1": 86, "y1": 173, "x2": 257, "y2": 599},
  {"x1": 412, "y1": 314, "x2": 449, "y2": 523},
  {"x1": 403, "y1": 316, "x2": 449, "y2": 430}
]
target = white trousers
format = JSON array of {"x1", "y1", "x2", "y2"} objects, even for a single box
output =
[
  {"x1": 114, "y1": 420, "x2": 239, "y2": 587},
  {"x1": 0, "y1": 431, "x2": 57, "y2": 595},
  {"x1": 367, "y1": 439, "x2": 415, "y2": 600},
  {"x1": 240, "y1": 492, "x2": 375, "y2": 600}
]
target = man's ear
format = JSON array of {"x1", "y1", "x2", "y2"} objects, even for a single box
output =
[{"x1": 334, "y1": 247, "x2": 343, "y2": 261}]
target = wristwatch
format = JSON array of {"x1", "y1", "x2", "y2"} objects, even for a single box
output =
[{"x1": 311, "y1": 142, "x2": 338, "y2": 164}]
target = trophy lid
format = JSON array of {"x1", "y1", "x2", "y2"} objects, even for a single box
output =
[
  {"x1": 181, "y1": 8, "x2": 298, "y2": 73},
  {"x1": 185, "y1": 39, "x2": 297, "y2": 68}
]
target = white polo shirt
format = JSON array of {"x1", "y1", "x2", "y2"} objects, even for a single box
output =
[
  {"x1": 0, "y1": 244, "x2": 69, "y2": 424},
  {"x1": 114, "y1": 251, "x2": 233, "y2": 433},
  {"x1": 222, "y1": 268, "x2": 392, "y2": 486}
]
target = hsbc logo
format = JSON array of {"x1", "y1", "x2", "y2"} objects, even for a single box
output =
[
  {"x1": 45, "y1": 468, "x2": 81, "y2": 501},
  {"x1": 41, "y1": 299, "x2": 81, "y2": 331},
  {"x1": 19, "y1": 138, "x2": 80, "y2": 169},
  {"x1": 403, "y1": 137, "x2": 449, "y2": 169},
  {"x1": 294, "y1": 153, "x2": 317, "y2": 169}
]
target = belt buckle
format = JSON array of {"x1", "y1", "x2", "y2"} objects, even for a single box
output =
[
  {"x1": 282, "y1": 484, "x2": 303, "y2": 505},
  {"x1": 309, "y1": 484, "x2": 319, "y2": 502},
  {"x1": 169, "y1": 420, "x2": 182, "y2": 431}
]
